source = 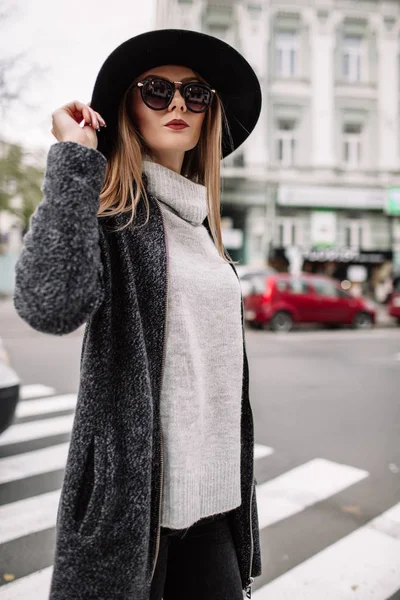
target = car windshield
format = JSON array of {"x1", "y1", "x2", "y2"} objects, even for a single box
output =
[
  {"x1": 240, "y1": 270, "x2": 273, "y2": 281},
  {"x1": 312, "y1": 279, "x2": 338, "y2": 298}
]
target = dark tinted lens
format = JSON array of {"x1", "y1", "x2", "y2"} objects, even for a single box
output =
[
  {"x1": 184, "y1": 83, "x2": 212, "y2": 112},
  {"x1": 143, "y1": 78, "x2": 173, "y2": 109}
]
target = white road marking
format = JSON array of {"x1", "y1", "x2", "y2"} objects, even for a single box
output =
[
  {"x1": 256, "y1": 458, "x2": 369, "y2": 529},
  {"x1": 0, "y1": 490, "x2": 61, "y2": 544},
  {"x1": 0, "y1": 567, "x2": 53, "y2": 600},
  {"x1": 0, "y1": 443, "x2": 69, "y2": 484},
  {"x1": 369, "y1": 502, "x2": 400, "y2": 540},
  {"x1": 19, "y1": 385, "x2": 56, "y2": 400},
  {"x1": 253, "y1": 502, "x2": 400, "y2": 599},
  {"x1": 16, "y1": 394, "x2": 77, "y2": 418},
  {"x1": 254, "y1": 444, "x2": 274, "y2": 460},
  {"x1": 0, "y1": 415, "x2": 74, "y2": 447}
]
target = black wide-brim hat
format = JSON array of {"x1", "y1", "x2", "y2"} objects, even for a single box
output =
[{"x1": 90, "y1": 28, "x2": 262, "y2": 160}]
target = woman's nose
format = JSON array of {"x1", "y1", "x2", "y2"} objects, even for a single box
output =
[{"x1": 168, "y1": 88, "x2": 187, "y2": 112}]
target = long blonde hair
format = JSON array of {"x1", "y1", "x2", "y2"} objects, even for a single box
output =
[{"x1": 97, "y1": 73, "x2": 237, "y2": 264}]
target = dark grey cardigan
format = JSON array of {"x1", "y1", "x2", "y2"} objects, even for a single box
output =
[{"x1": 13, "y1": 141, "x2": 262, "y2": 600}]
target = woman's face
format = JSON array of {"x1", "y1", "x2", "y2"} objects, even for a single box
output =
[{"x1": 131, "y1": 65, "x2": 206, "y2": 161}]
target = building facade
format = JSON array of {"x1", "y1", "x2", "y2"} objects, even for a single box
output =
[{"x1": 157, "y1": 0, "x2": 400, "y2": 295}]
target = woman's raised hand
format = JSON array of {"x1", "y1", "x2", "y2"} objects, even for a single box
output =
[{"x1": 51, "y1": 100, "x2": 106, "y2": 150}]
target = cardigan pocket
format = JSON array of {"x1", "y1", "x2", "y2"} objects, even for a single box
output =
[{"x1": 72, "y1": 433, "x2": 108, "y2": 537}]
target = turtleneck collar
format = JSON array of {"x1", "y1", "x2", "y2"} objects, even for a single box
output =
[{"x1": 142, "y1": 159, "x2": 208, "y2": 226}]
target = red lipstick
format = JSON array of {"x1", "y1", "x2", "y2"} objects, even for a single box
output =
[{"x1": 165, "y1": 119, "x2": 189, "y2": 130}]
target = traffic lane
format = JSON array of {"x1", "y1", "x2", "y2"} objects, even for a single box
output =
[{"x1": 247, "y1": 328, "x2": 400, "y2": 479}]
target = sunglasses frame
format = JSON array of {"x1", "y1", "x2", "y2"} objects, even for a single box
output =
[{"x1": 135, "y1": 76, "x2": 216, "y2": 113}]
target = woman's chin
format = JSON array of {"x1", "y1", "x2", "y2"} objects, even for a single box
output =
[{"x1": 156, "y1": 141, "x2": 197, "y2": 153}]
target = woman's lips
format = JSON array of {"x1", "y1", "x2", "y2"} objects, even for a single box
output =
[{"x1": 165, "y1": 124, "x2": 188, "y2": 130}]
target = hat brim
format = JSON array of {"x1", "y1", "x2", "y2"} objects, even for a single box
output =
[{"x1": 90, "y1": 29, "x2": 262, "y2": 160}]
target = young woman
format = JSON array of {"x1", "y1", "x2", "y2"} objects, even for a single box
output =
[{"x1": 14, "y1": 29, "x2": 262, "y2": 600}]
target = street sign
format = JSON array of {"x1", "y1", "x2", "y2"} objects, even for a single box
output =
[
  {"x1": 310, "y1": 211, "x2": 336, "y2": 248},
  {"x1": 386, "y1": 187, "x2": 400, "y2": 215}
]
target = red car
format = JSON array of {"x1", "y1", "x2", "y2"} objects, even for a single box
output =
[
  {"x1": 388, "y1": 279, "x2": 400, "y2": 326},
  {"x1": 244, "y1": 273, "x2": 376, "y2": 332}
]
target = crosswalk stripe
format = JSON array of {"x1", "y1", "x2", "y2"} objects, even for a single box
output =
[
  {"x1": 0, "y1": 415, "x2": 74, "y2": 447},
  {"x1": 0, "y1": 443, "x2": 69, "y2": 485},
  {"x1": 369, "y1": 502, "x2": 400, "y2": 538},
  {"x1": 0, "y1": 566, "x2": 53, "y2": 599},
  {"x1": 253, "y1": 502, "x2": 400, "y2": 599},
  {"x1": 19, "y1": 385, "x2": 56, "y2": 400},
  {"x1": 254, "y1": 443, "x2": 274, "y2": 460},
  {"x1": 0, "y1": 490, "x2": 61, "y2": 544},
  {"x1": 256, "y1": 458, "x2": 369, "y2": 529},
  {"x1": 16, "y1": 394, "x2": 77, "y2": 418}
]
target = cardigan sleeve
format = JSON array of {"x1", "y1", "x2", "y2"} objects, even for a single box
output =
[{"x1": 13, "y1": 141, "x2": 107, "y2": 335}]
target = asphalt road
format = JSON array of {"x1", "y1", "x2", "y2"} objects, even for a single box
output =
[{"x1": 0, "y1": 298, "x2": 399, "y2": 599}]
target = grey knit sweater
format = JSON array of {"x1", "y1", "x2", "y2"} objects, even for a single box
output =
[{"x1": 142, "y1": 159, "x2": 243, "y2": 529}]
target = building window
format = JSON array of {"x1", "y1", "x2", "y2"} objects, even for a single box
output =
[
  {"x1": 342, "y1": 35, "x2": 366, "y2": 82},
  {"x1": 275, "y1": 119, "x2": 296, "y2": 166},
  {"x1": 247, "y1": 3, "x2": 262, "y2": 18},
  {"x1": 343, "y1": 219, "x2": 369, "y2": 250},
  {"x1": 343, "y1": 123, "x2": 363, "y2": 168},
  {"x1": 275, "y1": 31, "x2": 298, "y2": 78},
  {"x1": 207, "y1": 25, "x2": 228, "y2": 41},
  {"x1": 233, "y1": 151, "x2": 245, "y2": 167},
  {"x1": 276, "y1": 217, "x2": 303, "y2": 247}
]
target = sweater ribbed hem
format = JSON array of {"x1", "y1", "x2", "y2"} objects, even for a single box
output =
[{"x1": 160, "y1": 460, "x2": 242, "y2": 529}]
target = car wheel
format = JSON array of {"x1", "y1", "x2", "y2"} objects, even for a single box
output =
[
  {"x1": 270, "y1": 311, "x2": 293, "y2": 333},
  {"x1": 352, "y1": 312, "x2": 373, "y2": 329},
  {"x1": 396, "y1": 318, "x2": 400, "y2": 327}
]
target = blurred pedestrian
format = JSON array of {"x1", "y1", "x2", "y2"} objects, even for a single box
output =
[{"x1": 13, "y1": 29, "x2": 262, "y2": 600}]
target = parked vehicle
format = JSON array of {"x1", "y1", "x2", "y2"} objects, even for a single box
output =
[
  {"x1": 244, "y1": 273, "x2": 376, "y2": 332},
  {"x1": 0, "y1": 336, "x2": 20, "y2": 435},
  {"x1": 235, "y1": 265, "x2": 277, "y2": 298},
  {"x1": 388, "y1": 278, "x2": 400, "y2": 326}
]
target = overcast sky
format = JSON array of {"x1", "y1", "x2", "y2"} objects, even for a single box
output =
[{"x1": 1, "y1": 0, "x2": 156, "y2": 155}]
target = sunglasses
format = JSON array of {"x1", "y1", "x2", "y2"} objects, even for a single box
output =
[{"x1": 135, "y1": 76, "x2": 216, "y2": 113}]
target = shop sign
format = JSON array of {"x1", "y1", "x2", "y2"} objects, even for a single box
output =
[
  {"x1": 347, "y1": 265, "x2": 367, "y2": 282},
  {"x1": 302, "y1": 249, "x2": 391, "y2": 264},
  {"x1": 278, "y1": 185, "x2": 385, "y2": 210},
  {"x1": 386, "y1": 187, "x2": 400, "y2": 216},
  {"x1": 310, "y1": 211, "x2": 336, "y2": 248}
]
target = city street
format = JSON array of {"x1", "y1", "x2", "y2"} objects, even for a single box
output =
[{"x1": 0, "y1": 298, "x2": 399, "y2": 598}]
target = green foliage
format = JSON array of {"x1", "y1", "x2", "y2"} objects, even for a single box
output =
[{"x1": 0, "y1": 140, "x2": 44, "y2": 232}]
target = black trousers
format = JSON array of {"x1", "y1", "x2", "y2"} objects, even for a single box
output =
[{"x1": 149, "y1": 510, "x2": 243, "y2": 600}]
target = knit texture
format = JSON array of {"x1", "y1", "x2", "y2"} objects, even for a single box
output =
[
  {"x1": 12, "y1": 141, "x2": 262, "y2": 600},
  {"x1": 143, "y1": 159, "x2": 243, "y2": 529}
]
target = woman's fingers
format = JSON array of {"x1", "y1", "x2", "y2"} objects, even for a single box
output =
[
  {"x1": 59, "y1": 100, "x2": 105, "y2": 130},
  {"x1": 85, "y1": 107, "x2": 106, "y2": 130},
  {"x1": 86, "y1": 101, "x2": 106, "y2": 127}
]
